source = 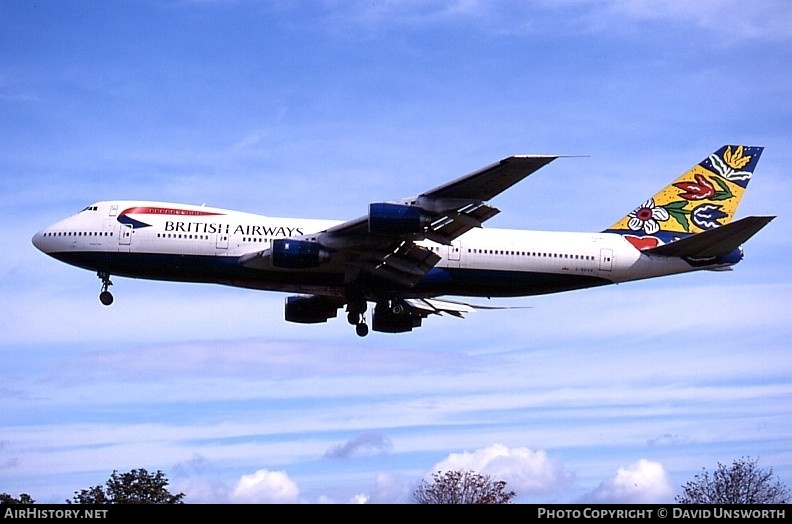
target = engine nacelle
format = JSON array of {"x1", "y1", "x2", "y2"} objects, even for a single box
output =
[
  {"x1": 372, "y1": 301, "x2": 423, "y2": 333},
  {"x1": 368, "y1": 203, "x2": 430, "y2": 235},
  {"x1": 271, "y1": 239, "x2": 330, "y2": 269},
  {"x1": 284, "y1": 295, "x2": 340, "y2": 324}
]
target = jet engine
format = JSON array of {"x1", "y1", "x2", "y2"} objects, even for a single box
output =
[
  {"x1": 371, "y1": 300, "x2": 423, "y2": 333},
  {"x1": 284, "y1": 295, "x2": 341, "y2": 324},
  {"x1": 368, "y1": 203, "x2": 431, "y2": 235},
  {"x1": 271, "y1": 239, "x2": 330, "y2": 269}
]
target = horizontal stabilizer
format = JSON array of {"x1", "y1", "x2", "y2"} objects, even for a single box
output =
[{"x1": 644, "y1": 216, "x2": 775, "y2": 258}]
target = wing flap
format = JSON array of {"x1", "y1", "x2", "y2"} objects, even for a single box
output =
[
  {"x1": 404, "y1": 298, "x2": 477, "y2": 318},
  {"x1": 403, "y1": 297, "x2": 531, "y2": 318},
  {"x1": 352, "y1": 241, "x2": 442, "y2": 287},
  {"x1": 425, "y1": 203, "x2": 500, "y2": 245}
]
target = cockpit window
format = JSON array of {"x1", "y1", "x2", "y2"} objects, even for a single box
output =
[{"x1": 81, "y1": 205, "x2": 99, "y2": 212}]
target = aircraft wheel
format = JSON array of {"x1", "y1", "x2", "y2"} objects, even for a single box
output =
[
  {"x1": 347, "y1": 311, "x2": 360, "y2": 325},
  {"x1": 99, "y1": 291, "x2": 114, "y2": 306},
  {"x1": 355, "y1": 323, "x2": 369, "y2": 337}
]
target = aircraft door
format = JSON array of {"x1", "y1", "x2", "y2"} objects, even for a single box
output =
[
  {"x1": 118, "y1": 224, "x2": 132, "y2": 246},
  {"x1": 447, "y1": 240, "x2": 462, "y2": 267},
  {"x1": 599, "y1": 248, "x2": 613, "y2": 271},
  {"x1": 216, "y1": 233, "x2": 229, "y2": 250}
]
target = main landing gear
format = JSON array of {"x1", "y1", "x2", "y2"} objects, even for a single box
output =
[
  {"x1": 97, "y1": 271, "x2": 114, "y2": 306},
  {"x1": 346, "y1": 299, "x2": 369, "y2": 337}
]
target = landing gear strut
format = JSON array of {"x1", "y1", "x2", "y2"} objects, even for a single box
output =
[
  {"x1": 98, "y1": 271, "x2": 114, "y2": 306},
  {"x1": 346, "y1": 298, "x2": 369, "y2": 337}
]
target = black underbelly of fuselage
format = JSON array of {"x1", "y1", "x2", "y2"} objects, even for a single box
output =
[{"x1": 50, "y1": 251, "x2": 611, "y2": 299}]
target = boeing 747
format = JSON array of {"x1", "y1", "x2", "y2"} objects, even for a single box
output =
[{"x1": 32, "y1": 145, "x2": 774, "y2": 336}]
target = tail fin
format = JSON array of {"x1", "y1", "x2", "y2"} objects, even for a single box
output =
[{"x1": 604, "y1": 145, "x2": 764, "y2": 250}]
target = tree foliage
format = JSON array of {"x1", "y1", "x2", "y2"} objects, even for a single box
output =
[
  {"x1": 676, "y1": 457, "x2": 790, "y2": 504},
  {"x1": 68, "y1": 468, "x2": 185, "y2": 504},
  {"x1": 0, "y1": 493, "x2": 35, "y2": 504},
  {"x1": 413, "y1": 470, "x2": 516, "y2": 504}
]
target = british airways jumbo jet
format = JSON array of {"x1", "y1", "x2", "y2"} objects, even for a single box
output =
[{"x1": 32, "y1": 145, "x2": 773, "y2": 336}]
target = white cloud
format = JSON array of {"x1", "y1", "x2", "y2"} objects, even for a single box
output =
[
  {"x1": 580, "y1": 459, "x2": 674, "y2": 504},
  {"x1": 431, "y1": 444, "x2": 574, "y2": 495},
  {"x1": 319, "y1": 1, "x2": 792, "y2": 42},
  {"x1": 605, "y1": 0, "x2": 792, "y2": 41},
  {"x1": 379, "y1": 472, "x2": 411, "y2": 503},
  {"x1": 229, "y1": 469, "x2": 300, "y2": 504}
]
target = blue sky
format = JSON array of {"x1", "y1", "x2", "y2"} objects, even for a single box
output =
[{"x1": 2, "y1": 0, "x2": 791, "y2": 504}]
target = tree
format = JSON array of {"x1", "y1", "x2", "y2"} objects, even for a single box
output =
[
  {"x1": 0, "y1": 493, "x2": 35, "y2": 504},
  {"x1": 413, "y1": 470, "x2": 516, "y2": 504},
  {"x1": 68, "y1": 468, "x2": 185, "y2": 504},
  {"x1": 676, "y1": 457, "x2": 790, "y2": 504}
]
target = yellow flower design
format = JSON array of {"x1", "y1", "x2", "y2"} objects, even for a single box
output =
[
  {"x1": 709, "y1": 146, "x2": 753, "y2": 183},
  {"x1": 723, "y1": 145, "x2": 751, "y2": 170}
]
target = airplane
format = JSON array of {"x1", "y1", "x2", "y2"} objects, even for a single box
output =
[{"x1": 32, "y1": 145, "x2": 774, "y2": 337}]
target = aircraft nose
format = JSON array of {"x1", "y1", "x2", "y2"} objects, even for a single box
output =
[
  {"x1": 32, "y1": 230, "x2": 44, "y2": 252},
  {"x1": 32, "y1": 228, "x2": 51, "y2": 253}
]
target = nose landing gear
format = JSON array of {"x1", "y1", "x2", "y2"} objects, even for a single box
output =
[{"x1": 97, "y1": 271, "x2": 114, "y2": 306}]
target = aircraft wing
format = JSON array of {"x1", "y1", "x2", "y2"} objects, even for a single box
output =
[
  {"x1": 240, "y1": 155, "x2": 558, "y2": 289},
  {"x1": 404, "y1": 297, "x2": 531, "y2": 318},
  {"x1": 320, "y1": 154, "x2": 558, "y2": 245}
]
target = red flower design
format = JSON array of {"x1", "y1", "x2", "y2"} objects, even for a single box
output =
[
  {"x1": 624, "y1": 235, "x2": 660, "y2": 251},
  {"x1": 673, "y1": 174, "x2": 715, "y2": 200}
]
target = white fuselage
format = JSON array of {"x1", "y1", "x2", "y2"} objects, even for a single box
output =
[{"x1": 32, "y1": 200, "x2": 712, "y2": 300}]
